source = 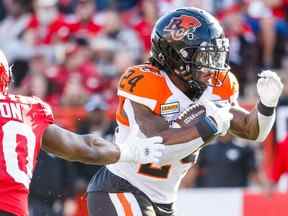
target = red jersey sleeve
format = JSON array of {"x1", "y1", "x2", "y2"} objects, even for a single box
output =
[{"x1": 32, "y1": 97, "x2": 54, "y2": 124}]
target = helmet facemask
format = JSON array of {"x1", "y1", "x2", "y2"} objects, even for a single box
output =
[{"x1": 176, "y1": 37, "x2": 230, "y2": 88}]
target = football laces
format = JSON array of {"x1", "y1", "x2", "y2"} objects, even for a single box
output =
[{"x1": 178, "y1": 103, "x2": 201, "y2": 120}]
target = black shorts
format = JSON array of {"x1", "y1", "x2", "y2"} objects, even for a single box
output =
[{"x1": 87, "y1": 167, "x2": 175, "y2": 216}]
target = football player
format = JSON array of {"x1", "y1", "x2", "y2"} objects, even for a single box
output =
[
  {"x1": 87, "y1": 7, "x2": 283, "y2": 216},
  {"x1": 0, "y1": 50, "x2": 165, "y2": 216}
]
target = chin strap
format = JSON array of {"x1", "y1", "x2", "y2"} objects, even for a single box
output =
[{"x1": 187, "y1": 79, "x2": 207, "y2": 100}]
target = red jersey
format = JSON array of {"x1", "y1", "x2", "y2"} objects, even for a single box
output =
[
  {"x1": 26, "y1": 14, "x2": 70, "y2": 45},
  {"x1": 66, "y1": 16, "x2": 103, "y2": 39},
  {"x1": 132, "y1": 19, "x2": 153, "y2": 52},
  {"x1": 0, "y1": 94, "x2": 54, "y2": 216}
]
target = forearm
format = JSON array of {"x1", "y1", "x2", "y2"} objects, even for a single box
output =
[
  {"x1": 131, "y1": 101, "x2": 217, "y2": 147},
  {"x1": 140, "y1": 122, "x2": 200, "y2": 145},
  {"x1": 131, "y1": 101, "x2": 202, "y2": 144},
  {"x1": 46, "y1": 134, "x2": 120, "y2": 165},
  {"x1": 229, "y1": 105, "x2": 259, "y2": 140},
  {"x1": 75, "y1": 134, "x2": 120, "y2": 165},
  {"x1": 229, "y1": 101, "x2": 276, "y2": 141},
  {"x1": 42, "y1": 125, "x2": 120, "y2": 165}
]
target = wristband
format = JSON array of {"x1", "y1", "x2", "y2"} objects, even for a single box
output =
[
  {"x1": 257, "y1": 101, "x2": 275, "y2": 116},
  {"x1": 196, "y1": 116, "x2": 218, "y2": 142}
]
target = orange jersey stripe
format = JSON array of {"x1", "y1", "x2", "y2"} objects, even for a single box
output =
[
  {"x1": 116, "y1": 193, "x2": 134, "y2": 216},
  {"x1": 116, "y1": 96, "x2": 129, "y2": 126}
]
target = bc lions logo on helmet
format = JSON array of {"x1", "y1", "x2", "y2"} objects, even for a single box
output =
[{"x1": 164, "y1": 15, "x2": 201, "y2": 41}]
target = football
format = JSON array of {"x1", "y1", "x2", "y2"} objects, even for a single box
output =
[{"x1": 176, "y1": 103, "x2": 206, "y2": 127}]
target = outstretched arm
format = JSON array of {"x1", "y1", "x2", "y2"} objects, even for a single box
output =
[
  {"x1": 42, "y1": 124, "x2": 120, "y2": 165},
  {"x1": 229, "y1": 70, "x2": 283, "y2": 141},
  {"x1": 42, "y1": 124, "x2": 165, "y2": 165}
]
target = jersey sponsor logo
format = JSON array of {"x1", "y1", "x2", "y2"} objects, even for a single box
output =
[
  {"x1": 164, "y1": 15, "x2": 201, "y2": 41},
  {"x1": 160, "y1": 102, "x2": 180, "y2": 115}
]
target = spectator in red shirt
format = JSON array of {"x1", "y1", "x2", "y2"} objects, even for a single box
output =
[
  {"x1": 264, "y1": 0, "x2": 288, "y2": 19},
  {"x1": 267, "y1": 0, "x2": 288, "y2": 46},
  {"x1": 268, "y1": 135, "x2": 288, "y2": 192},
  {"x1": 25, "y1": 0, "x2": 70, "y2": 45},
  {"x1": 45, "y1": 38, "x2": 106, "y2": 105},
  {"x1": 218, "y1": 2, "x2": 258, "y2": 95},
  {"x1": 95, "y1": 10, "x2": 142, "y2": 62},
  {"x1": 246, "y1": 0, "x2": 288, "y2": 68},
  {"x1": 132, "y1": 0, "x2": 158, "y2": 55},
  {"x1": 66, "y1": 0, "x2": 103, "y2": 40}
]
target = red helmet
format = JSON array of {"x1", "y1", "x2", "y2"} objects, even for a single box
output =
[{"x1": 0, "y1": 50, "x2": 11, "y2": 94}]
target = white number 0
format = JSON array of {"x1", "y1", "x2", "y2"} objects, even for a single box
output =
[{"x1": 2, "y1": 121, "x2": 36, "y2": 189}]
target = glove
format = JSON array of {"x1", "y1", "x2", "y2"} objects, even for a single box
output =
[
  {"x1": 199, "y1": 98, "x2": 233, "y2": 136},
  {"x1": 118, "y1": 128, "x2": 165, "y2": 164},
  {"x1": 257, "y1": 70, "x2": 283, "y2": 107}
]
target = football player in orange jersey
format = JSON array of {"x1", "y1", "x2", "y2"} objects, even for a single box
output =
[
  {"x1": 0, "y1": 49, "x2": 165, "y2": 216},
  {"x1": 87, "y1": 7, "x2": 283, "y2": 216}
]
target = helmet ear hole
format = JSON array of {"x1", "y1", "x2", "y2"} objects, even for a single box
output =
[
  {"x1": 165, "y1": 45, "x2": 181, "y2": 69},
  {"x1": 158, "y1": 53, "x2": 165, "y2": 64}
]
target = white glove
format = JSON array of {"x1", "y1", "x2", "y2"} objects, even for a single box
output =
[
  {"x1": 257, "y1": 70, "x2": 283, "y2": 107},
  {"x1": 199, "y1": 98, "x2": 233, "y2": 136},
  {"x1": 118, "y1": 129, "x2": 165, "y2": 164}
]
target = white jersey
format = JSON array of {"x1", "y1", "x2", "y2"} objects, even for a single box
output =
[{"x1": 108, "y1": 64, "x2": 239, "y2": 204}]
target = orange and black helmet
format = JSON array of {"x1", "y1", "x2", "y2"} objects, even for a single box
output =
[{"x1": 151, "y1": 7, "x2": 230, "y2": 99}]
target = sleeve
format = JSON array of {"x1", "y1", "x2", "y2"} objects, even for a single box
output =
[
  {"x1": 117, "y1": 66, "x2": 171, "y2": 112},
  {"x1": 34, "y1": 97, "x2": 54, "y2": 124}
]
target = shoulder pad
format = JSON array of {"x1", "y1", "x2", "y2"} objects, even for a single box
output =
[
  {"x1": 212, "y1": 72, "x2": 239, "y2": 101},
  {"x1": 28, "y1": 96, "x2": 54, "y2": 124},
  {"x1": 118, "y1": 64, "x2": 171, "y2": 111}
]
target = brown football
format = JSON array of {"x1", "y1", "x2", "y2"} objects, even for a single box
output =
[{"x1": 176, "y1": 103, "x2": 206, "y2": 127}]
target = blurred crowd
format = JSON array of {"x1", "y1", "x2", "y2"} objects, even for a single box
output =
[
  {"x1": 1, "y1": 0, "x2": 288, "y2": 106},
  {"x1": 1, "y1": 0, "x2": 288, "y2": 215}
]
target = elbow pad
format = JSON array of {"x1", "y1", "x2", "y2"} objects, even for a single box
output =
[{"x1": 256, "y1": 102, "x2": 276, "y2": 142}]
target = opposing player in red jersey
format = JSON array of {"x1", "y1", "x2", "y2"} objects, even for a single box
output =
[{"x1": 0, "y1": 50, "x2": 165, "y2": 216}]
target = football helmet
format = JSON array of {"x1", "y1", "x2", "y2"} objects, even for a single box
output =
[
  {"x1": 0, "y1": 50, "x2": 11, "y2": 94},
  {"x1": 151, "y1": 7, "x2": 230, "y2": 99}
]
